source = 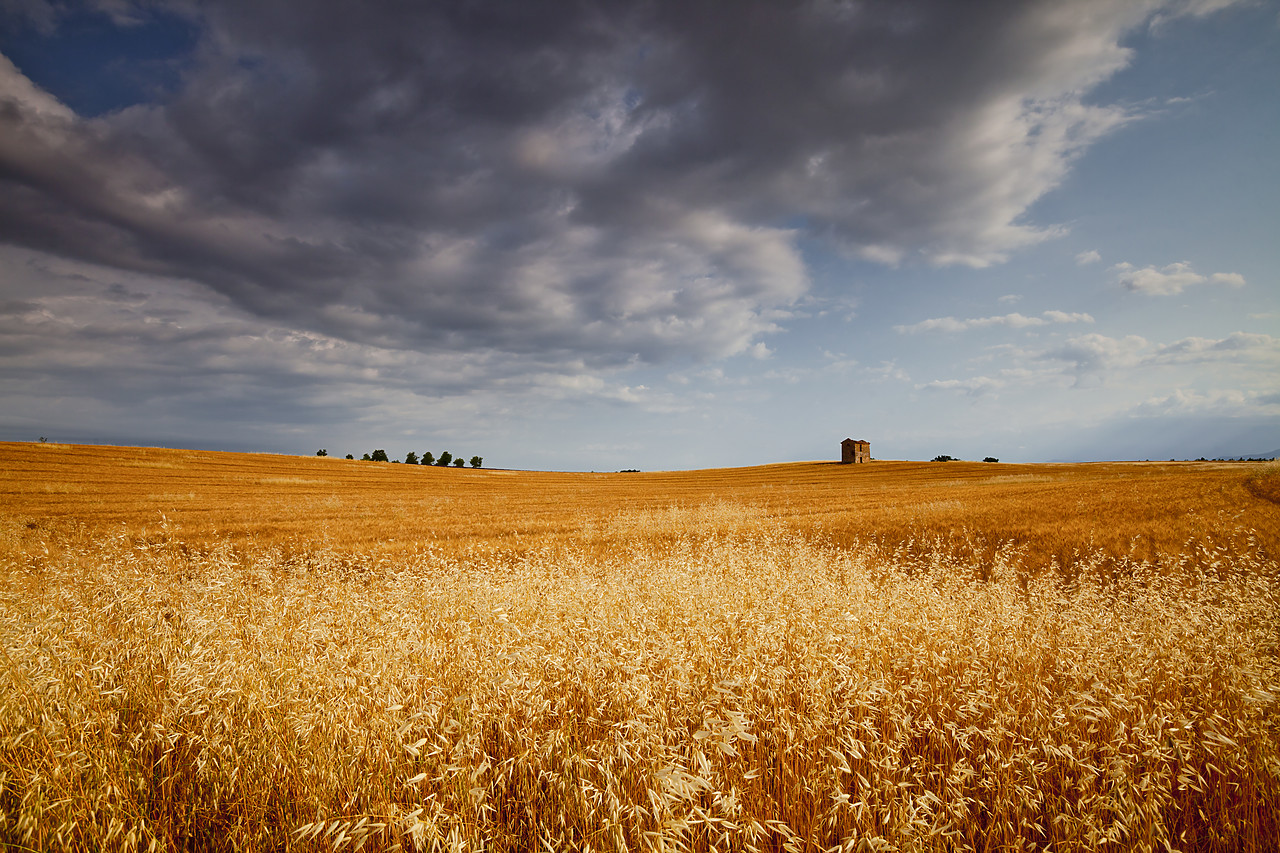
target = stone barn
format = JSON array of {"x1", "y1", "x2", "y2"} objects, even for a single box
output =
[{"x1": 840, "y1": 438, "x2": 871, "y2": 464}]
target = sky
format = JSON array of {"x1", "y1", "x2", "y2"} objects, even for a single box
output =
[{"x1": 0, "y1": 0, "x2": 1277, "y2": 471}]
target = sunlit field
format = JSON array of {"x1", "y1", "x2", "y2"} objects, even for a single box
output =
[{"x1": 2, "y1": 442, "x2": 1278, "y2": 851}]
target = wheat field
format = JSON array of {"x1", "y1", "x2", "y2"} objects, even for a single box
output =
[{"x1": 1, "y1": 442, "x2": 1278, "y2": 852}]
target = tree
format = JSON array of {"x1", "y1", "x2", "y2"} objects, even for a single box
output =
[
  {"x1": 421, "y1": 451, "x2": 435, "y2": 466},
  {"x1": 371, "y1": 449, "x2": 389, "y2": 462},
  {"x1": 345, "y1": 454, "x2": 354, "y2": 460},
  {"x1": 470, "y1": 456, "x2": 483, "y2": 468},
  {"x1": 316, "y1": 449, "x2": 328, "y2": 457},
  {"x1": 436, "y1": 451, "x2": 453, "y2": 467},
  {"x1": 361, "y1": 453, "x2": 372, "y2": 461},
  {"x1": 453, "y1": 457, "x2": 465, "y2": 467},
  {"x1": 983, "y1": 457, "x2": 999, "y2": 463},
  {"x1": 405, "y1": 451, "x2": 419, "y2": 465},
  {"x1": 932, "y1": 455, "x2": 955, "y2": 462}
]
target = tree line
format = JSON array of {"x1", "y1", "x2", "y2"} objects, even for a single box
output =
[{"x1": 315, "y1": 449, "x2": 482, "y2": 468}]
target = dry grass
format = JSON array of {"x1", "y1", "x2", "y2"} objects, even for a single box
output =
[{"x1": 1, "y1": 443, "x2": 1278, "y2": 851}]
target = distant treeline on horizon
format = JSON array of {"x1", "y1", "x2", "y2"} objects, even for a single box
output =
[{"x1": 316, "y1": 448, "x2": 482, "y2": 468}]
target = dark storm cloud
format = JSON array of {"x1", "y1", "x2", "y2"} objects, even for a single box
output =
[{"x1": 0, "y1": 0, "x2": 1239, "y2": 371}]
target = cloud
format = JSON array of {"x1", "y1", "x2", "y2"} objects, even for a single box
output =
[
  {"x1": 0, "y1": 246, "x2": 684, "y2": 432},
  {"x1": 1147, "y1": 332, "x2": 1279, "y2": 365},
  {"x1": 1075, "y1": 249, "x2": 1101, "y2": 265},
  {"x1": 863, "y1": 360, "x2": 908, "y2": 383},
  {"x1": 1113, "y1": 261, "x2": 1247, "y2": 295},
  {"x1": 1040, "y1": 332, "x2": 1149, "y2": 378},
  {"x1": 1038, "y1": 331, "x2": 1277, "y2": 384},
  {"x1": 1148, "y1": 0, "x2": 1244, "y2": 31},
  {"x1": 906, "y1": 330, "x2": 1277, "y2": 447},
  {"x1": 917, "y1": 376, "x2": 1004, "y2": 396},
  {"x1": 895, "y1": 310, "x2": 1093, "y2": 334},
  {"x1": 0, "y1": 0, "x2": 1251, "y2": 404},
  {"x1": 1131, "y1": 388, "x2": 1277, "y2": 418},
  {"x1": 1041, "y1": 310, "x2": 1095, "y2": 324}
]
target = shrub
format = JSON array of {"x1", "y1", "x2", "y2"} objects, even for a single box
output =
[
  {"x1": 315, "y1": 449, "x2": 328, "y2": 457},
  {"x1": 932, "y1": 455, "x2": 956, "y2": 462},
  {"x1": 984, "y1": 457, "x2": 999, "y2": 463}
]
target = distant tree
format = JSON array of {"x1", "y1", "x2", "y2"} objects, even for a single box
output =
[
  {"x1": 405, "y1": 451, "x2": 419, "y2": 465},
  {"x1": 371, "y1": 449, "x2": 389, "y2": 462},
  {"x1": 932, "y1": 455, "x2": 955, "y2": 462},
  {"x1": 361, "y1": 453, "x2": 372, "y2": 461},
  {"x1": 983, "y1": 457, "x2": 999, "y2": 463},
  {"x1": 345, "y1": 454, "x2": 354, "y2": 460},
  {"x1": 453, "y1": 457, "x2": 465, "y2": 467},
  {"x1": 469, "y1": 456, "x2": 483, "y2": 468},
  {"x1": 421, "y1": 451, "x2": 435, "y2": 466},
  {"x1": 39, "y1": 437, "x2": 47, "y2": 443},
  {"x1": 316, "y1": 449, "x2": 328, "y2": 457},
  {"x1": 436, "y1": 451, "x2": 453, "y2": 467}
]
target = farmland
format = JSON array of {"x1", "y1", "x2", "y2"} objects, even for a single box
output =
[{"x1": 2, "y1": 442, "x2": 1278, "y2": 851}]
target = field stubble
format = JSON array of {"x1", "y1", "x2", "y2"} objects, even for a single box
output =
[{"x1": 1, "y1": 443, "x2": 1278, "y2": 851}]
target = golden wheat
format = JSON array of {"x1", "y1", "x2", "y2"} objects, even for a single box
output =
[{"x1": 1, "y1": 444, "x2": 1277, "y2": 851}]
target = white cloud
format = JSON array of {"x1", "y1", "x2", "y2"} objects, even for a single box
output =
[
  {"x1": 1042, "y1": 310, "x2": 1096, "y2": 324},
  {"x1": 863, "y1": 360, "x2": 908, "y2": 383},
  {"x1": 1037, "y1": 331, "x2": 1278, "y2": 390},
  {"x1": 895, "y1": 310, "x2": 1094, "y2": 334},
  {"x1": 0, "y1": 52, "x2": 75, "y2": 123},
  {"x1": 1075, "y1": 249, "x2": 1102, "y2": 265},
  {"x1": 1040, "y1": 332, "x2": 1149, "y2": 377},
  {"x1": 917, "y1": 376, "x2": 1004, "y2": 396},
  {"x1": 821, "y1": 350, "x2": 859, "y2": 373},
  {"x1": 1114, "y1": 261, "x2": 1247, "y2": 295},
  {"x1": 1147, "y1": 332, "x2": 1279, "y2": 365},
  {"x1": 762, "y1": 368, "x2": 806, "y2": 384},
  {"x1": 857, "y1": 244, "x2": 905, "y2": 266},
  {"x1": 1132, "y1": 388, "x2": 1278, "y2": 417},
  {"x1": 1149, "y1": 0, "x2": 1243, "y2": 31}
]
